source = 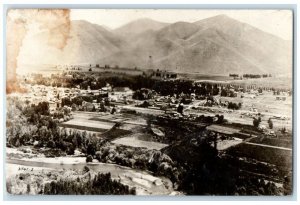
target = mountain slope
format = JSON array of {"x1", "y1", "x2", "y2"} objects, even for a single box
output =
[
  {"x1": 114, "y1": 18, "x2": 169, "y2": 37},
  {"x1": 100, "y1": 21, "x2": 200, "y2": 68},
  {"x1": 18, "y1": 20, "x2": 127, "y2": 65},
  {"x1": 102, "y1": 15, "x2": 292, "y2": 75},
  {"x1": 192, "y1": 14, "x2": 292, "y2": 74},
  {"x1": 18, "y1": 16, "x2": 292, "y2": 75}
]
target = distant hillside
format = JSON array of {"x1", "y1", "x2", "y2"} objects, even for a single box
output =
[
  {"x1": 114, "y1": 18, "x2": 169, "y2": 38},
  {"x1": 60, "y1": 20, "x2": 127, "y2": 64},
  {"x1": 18, "y1": 16, "x2": 292, "y2": 76},
  {"x1": 101, "y1": 15, "x2": 292, "y2": 75},
  {"x1": 18, "y1": 20, "x2": 127, "y2": 66},
  {"x1": 192, "y1": 15, "x2": 292, "y2": 75}
]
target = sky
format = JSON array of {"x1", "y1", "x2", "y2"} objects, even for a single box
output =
[{"x1": 70, "y1": 9, "x2": 293, "y2": 40}]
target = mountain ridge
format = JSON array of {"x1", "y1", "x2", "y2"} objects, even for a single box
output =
[{"x1": 18, "y1": 15, "x2": 292, "y2": 75}]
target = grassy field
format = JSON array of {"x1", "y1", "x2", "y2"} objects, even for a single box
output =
[
  {"x1": 99, "y1": 128, "x2": 132, "y2": 140},
  {"x1": 249, "y1": 137, "x2": 292, "y2": 148},
  {"x1": 229, "y1": 77, "x2": 292, "y2": 90},
  {"x1": 112, "y1": 133, "x2": 168, "y2": 150},
  {"x1": 226, "y1": 143, "x2": 292, "y2": 170},
  {"x1": 59, "y1": 124, "x2": 108, "y2": 133},
  {"x1": 63, "y1": 118, "x2": 115, "y2": 129}
]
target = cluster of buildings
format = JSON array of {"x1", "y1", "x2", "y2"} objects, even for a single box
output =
[{"x1": 20, "y1": 83, "x2": 135, "y2": 113}]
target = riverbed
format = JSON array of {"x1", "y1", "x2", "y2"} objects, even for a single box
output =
[{"x1": 6, "y1": 154, "x2": 175, "y2": 195}]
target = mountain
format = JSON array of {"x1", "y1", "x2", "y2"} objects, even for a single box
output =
[
  {"x1": 18, "y1": 20, "x2": 127, "y2": 66},
  {"x1": 101, "y1": 25, "x2": 113, "y2": 31},
  {"x1": 61, "y1": 20, "x2": 128, "y2": 64},
  {"x1": 18, "y1": 16, "x2": 292, "y2": 75},
  {"x1": 102, "y1": 15, "x2": 292, "y2": 75},
  {"x1": 113, "y1": 18, "x2": 169, "y2": 38},
  {"x1": 190, "y1": 14, "x2": 292, "y2": 74},
  {"x1": 100, "y1": 21, "x2": 201, "y2": 69}
]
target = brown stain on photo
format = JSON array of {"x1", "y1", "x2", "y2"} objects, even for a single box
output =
[
  {"x1": 36, "y1": 9, "x2": 71, "y2": 50},
  {"x1": 6, "y1": 9, "x2": 71, "y2": 94}
]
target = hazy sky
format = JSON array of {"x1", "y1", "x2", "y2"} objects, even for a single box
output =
[{"x1": 70, "y1": 9, "x2": 293, "y2": 40}]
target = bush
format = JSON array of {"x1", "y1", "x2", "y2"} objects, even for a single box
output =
[
  {"x1": 268, "y1": 119, "x2": 273, "y2": 129},
  {"x1": 86, "y1": 155, "x2": 93, "y2": 163},
  {"x1": 253, "y1": 118, "x2": 261, "y2": 128},
  {"x1": 83, "y1": 166, "x2": 90, "y2": 173},
  {"x1": 281, "y1": 127, "x2": 287, "y2": 133},
  {"x1": 216, "y1": 115, "x2": 225, "y2": 124},
  {"x1": 228, "y1": 102, "x2": 241, "y2": 110}
]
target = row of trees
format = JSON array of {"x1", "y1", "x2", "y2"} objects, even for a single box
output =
[
  {"x1": 43, "y1": 173, "x2": 136, "y2": 195},
  {"x1": 94, "y1": 143, "x2": 179, "y2": 183},
  {"x1": 132, "y1": 88, "x2": 156, "y2": 100},
  {"x1": 229, "y1": 74, "x2": 272, "y2": 78},
  {"x1": 243, "y1": 74, "x2": 272, "y2": 78},
  {"x1": 30, "y1": 73, "x2": 239, "y2": 98}
]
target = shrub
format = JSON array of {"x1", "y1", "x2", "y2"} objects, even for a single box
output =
[
  {"x1": 83, "y1": 166, "x2": 90, "y2": 173},
  {"x1": 253, "y1": 118, "x2": 260, "y2": 128},
  {"x1": 86, "y1": 155, "x2": 93, "y2": 163},
  {"x1": 268, "y1": 119, "x2": 273, "y2": 129}
]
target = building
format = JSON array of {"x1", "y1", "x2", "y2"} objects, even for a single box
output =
[
  {"x1": 101, "y1": 83, "x2": 112, "y2": 92},
  {"x1": 152, "y1": 70, "x2": 177, "y2": 80},
  {"x1": 109, "y1": 87, "x2": 133, "y2": 102},
  {"x1": 112, "y1": 87, "x2": 133, "y2": 95}
]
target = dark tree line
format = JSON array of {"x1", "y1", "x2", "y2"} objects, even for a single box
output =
[
  {"x1": 30, "y1": 74, "x2": 224, "y2": 97},
  {"x1": 243, "y1": 74, "x2": 272, "y2": 78},
  {"x1": 230, "y1": 74, "x2": 272, "y2": 78},
  {"x1": 43, "y1": 173, "x2": 136, "y2": 195}
]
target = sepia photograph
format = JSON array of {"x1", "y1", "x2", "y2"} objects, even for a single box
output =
[{"x1": 5, "y1": 8, "x2": 293, "y2": 196}]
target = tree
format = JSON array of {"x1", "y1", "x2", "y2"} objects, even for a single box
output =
[
  {"x1": 253, "y1": 118, "x2": 261, "y2": 128},
  {"x1": 86, "y1": 155, "x2": 93, "y2": 163},
  {"x1": 47, "y1": 140, "x2": 56, "y2": 148},
  {"x1": 216, "y1": 115, "x2": 224, "y2": 124},
  {"x1": 87, "y1": 142, "x2": 96, "y2": 156},
  {"x1": 111, "y1": 107, "x2": 117, "y2": 114},
  {"x1": 61, "y1": 97, "x2": 72, "y2": 107},
  {"x1": 281, "y1": 127, "x2": 287, "y2": 133},
  {"x1": 177, "y1": 104, "x2": 184, "y2": 115},
  {"x1": 212, "y1": 85, "x2": 220, "y2": 95},
  {"x1": 268, "y1": 118, "x2": 273, "y2": 129},
  {"x1": 66, "y1": 144, "x2": 75, "y2": 155},
  {"x1": 220, "y1": 89, "x2": 227, "y2": 97},
  {"x1": 228, "y1": 102, "x2": 241, "y2": 110}
]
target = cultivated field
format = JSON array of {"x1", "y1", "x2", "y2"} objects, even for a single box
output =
[{"x1": 112, "y1": 133, "x2": 168, "y2": 150}]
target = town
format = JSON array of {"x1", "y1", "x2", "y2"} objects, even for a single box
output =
[{"x1": 6, "y1": 64, "x2": 292, "y2": 195}]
